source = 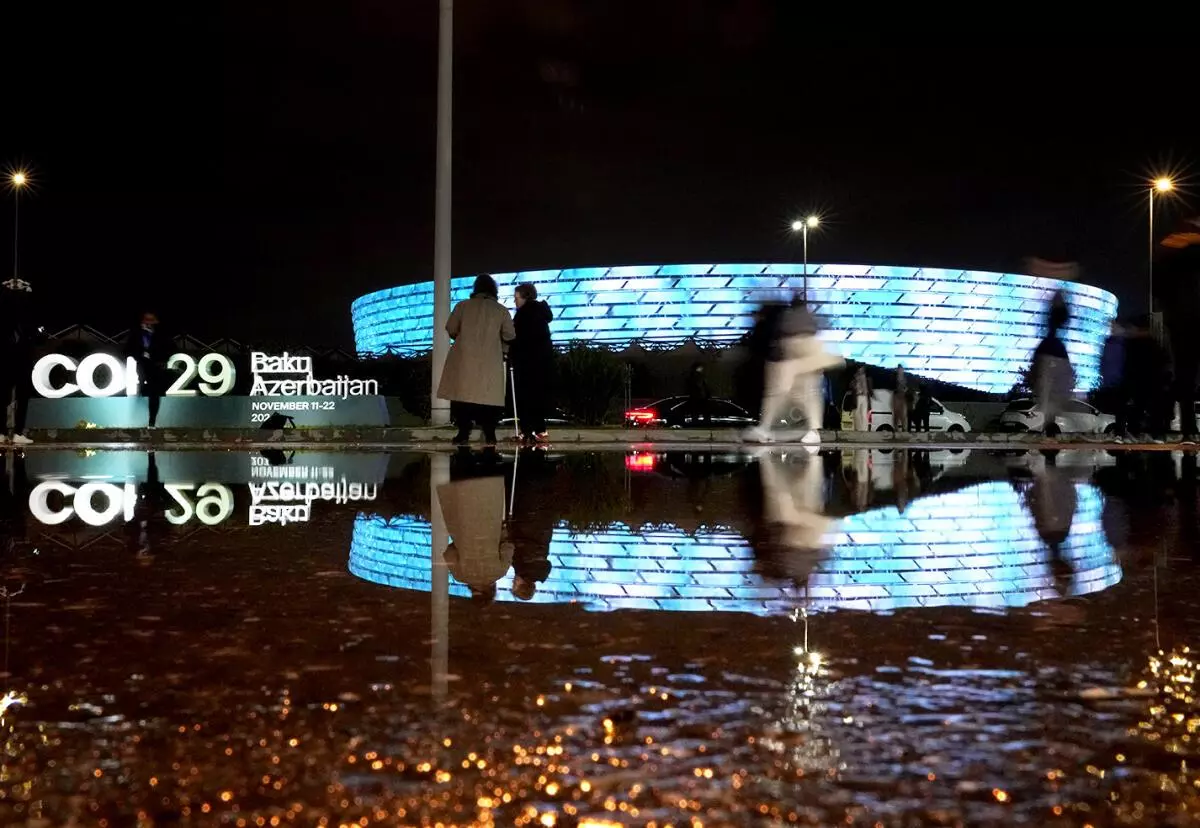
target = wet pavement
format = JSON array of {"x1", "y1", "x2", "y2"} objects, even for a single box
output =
[{"x1": 0, "y1": 447, "x2": 1196, "y2": 826}]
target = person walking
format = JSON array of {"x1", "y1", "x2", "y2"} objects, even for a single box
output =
[
  {"x1": 742, "y1": 295, "x2": 842, "y2": 445},
  {"x1": 0, "y1": 278, "x2": 41, "y2": 445},
  {"x1": 892, "y1": 366, "x2": 909, "y2": 433},
  {"x1": 438, "y1": 274, "x2": 516, "y2": 446},
  {"x1": 125, "y1": 311, "x2": 171, "y2": 428},
  {"x1": 510, "y1": 282, "x2": 555, "y2": 444},
  {"x1": 851, "y1": 366, "x2": 871, "y2": 431},
  {"x1": 1155, "y1": 215, "x2": 1200, "y2": 441},
  {"x1": 1031, "y1": 292, "x2": 1075, "y2": 437}
]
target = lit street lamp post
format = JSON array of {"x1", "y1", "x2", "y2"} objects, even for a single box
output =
[
  {"x1": 1148, "y1": 176, "x2": 1173, "y2": 316},
  {"x1": 791, "y1": 215, "x2": 820, "y2": 302},
  {"x1": 9, "y1": 170, "x2": 28, "y2": 282},
  {"x1": 430, "y1": 0, "x2": 454, "y2": 426}
]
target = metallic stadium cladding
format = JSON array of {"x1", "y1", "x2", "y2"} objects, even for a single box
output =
[
  {"x1": 348, "y1": 482, "x2": 1119, "y2": 615},
  {"x1": 351, "y1": 265, "x2": 1118, "y2": 394}
]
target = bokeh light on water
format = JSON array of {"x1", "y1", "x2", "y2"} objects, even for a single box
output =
[{"x1": 0, "y1": 447, "x2": 1195, "y2": 825}]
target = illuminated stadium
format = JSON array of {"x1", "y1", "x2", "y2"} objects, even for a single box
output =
[
  {"x1": 351, "y1": 264, "x2": 1119, "y2": 394},
  {"x1": 348, "y1": 481, "x2": 1120, "y2": 615}
]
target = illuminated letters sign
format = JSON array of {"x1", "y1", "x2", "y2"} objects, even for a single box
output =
[
  {"x1": 29, "y1": 481, "x2": 235, "y2": 527},
  {"x1": 247, "y1": 352, "x2": 380, "y2": 424},
  {"x1": 31, "y1": 353, "x2": 237, "y2": 399},
  {"x1": 248, "y1": 352, "x2": 378, "y2": 400}
]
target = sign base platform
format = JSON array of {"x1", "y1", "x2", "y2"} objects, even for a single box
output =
[{"x1": 25, "y1": 395, "x2": 390, "y2": 429}]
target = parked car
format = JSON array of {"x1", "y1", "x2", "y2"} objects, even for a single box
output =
[
  {"x1": 625, "y1": 397, "x2": 757, "y2": 429},
  {"x1": 838, "y1": 390, "x2": 971, "y2": 433},
  {"x1": 998, "y1": 398, "x2": 1115, "y2": 434}
]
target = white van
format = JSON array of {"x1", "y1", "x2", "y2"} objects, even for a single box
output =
[{"x1": 840, "y1": 389, "x2": 971, "y2": 433}]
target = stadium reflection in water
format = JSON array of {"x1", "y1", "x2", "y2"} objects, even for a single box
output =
[{"x1": 349, "y1": 449, "x2": 1121, "y2": 615}]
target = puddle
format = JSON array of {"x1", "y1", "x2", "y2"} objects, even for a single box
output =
[{"x1": 0, "y1": 447, "x2": 1196, "y2": 825}]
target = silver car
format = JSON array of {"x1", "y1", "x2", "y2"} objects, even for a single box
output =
[{"x1": 998, "y1": 398, "x2": 1116, "y2": 434}]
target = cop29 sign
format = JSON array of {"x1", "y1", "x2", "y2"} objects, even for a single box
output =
[
  {"x1": 32, "y1": 353, "x2": 237, "y2": 399},
  {"x1": 31, "y1": 352, "x2": 379, "y2": 400}
]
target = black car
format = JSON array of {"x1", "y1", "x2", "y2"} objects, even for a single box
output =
[{"x1": 624, "y1": 396, "x2": 757, "y2": 428}]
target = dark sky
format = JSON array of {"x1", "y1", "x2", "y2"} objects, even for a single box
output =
[{"x1": 3, "y1": 2, "x2": 1194, "y2": 348}]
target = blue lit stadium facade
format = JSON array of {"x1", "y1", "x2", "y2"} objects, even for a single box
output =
[
  {"x1": 352, "y1": 264, "x2": 1118, "y2": 394},
  {"x1": 348, "y1": 481, "x2": 1119, "y2": 615}
]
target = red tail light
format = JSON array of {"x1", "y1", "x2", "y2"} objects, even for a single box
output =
[
  {"x1": 625, "y1": 408, "x2": 657, "y2": 424},
  {"x1": 625, "y1": 452, "x2": 657, "y2": 471}
]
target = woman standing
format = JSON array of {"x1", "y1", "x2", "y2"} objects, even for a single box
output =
[
  {"x1": 437, "y1": 274, "x2": 516, "y2": 445},
  {"x1": 510, "y1": 282, "x2": 555, "y2": 443}
]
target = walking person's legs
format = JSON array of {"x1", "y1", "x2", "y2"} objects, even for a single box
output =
[
  {"x1": 745, "y1": 360, "x2": 796, "y2": 442},
  {"x1": 451, "y1": 401, "x2": 474, "y2": 444},
  {"x1": 797, "y1": 371, "x2": 823, "y2": 444},
  {"x1": 892, "y1": 393, "x2": 907, "y2": 432},
  {"x1": 142, "y1": 366, "x2": 163, "y2": 428},
  {"x1": 479, "y1": 404, "x2": 500, "y2": 446},
  {"x1": 854, "y1": 395, "x2": 868, "y2": 431}
]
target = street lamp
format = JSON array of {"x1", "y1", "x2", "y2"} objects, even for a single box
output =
[
  {"x1": 1149, "y1": 176, "x2": 1174, "y2": 314},
  {"x1": 8, "y1": 169, "x2": 30, "y2": 282},
  {"x1": 791, "y1": 215, "x2": 820, "y2": 301}
]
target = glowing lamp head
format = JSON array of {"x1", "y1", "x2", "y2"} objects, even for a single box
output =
[
  {"x1": 791, "y1": 220, "x2": 804, "y2": 232},
  {"x1": 805, "y1": 215, "x2": 820, "y2": 229},
  {"x1": 10, "y1": 171, "x2": 27, "y2": 188},
  {"x1": 1154, "y1": 177, "x2": 1174, "y2": 193}
]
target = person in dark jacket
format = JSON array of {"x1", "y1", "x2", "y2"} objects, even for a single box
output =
[
  {"x1": 0, "y1": 278, "x2": 42, "y2": 445},
  {"x1": 1121, "y1": 315, "x2": 1169, "y2": 437},
  {"x1": 124, "y1": 311, "x2": 172, "y2": 428},
  {"x1": 1154, "y1": 216, "x2": 1200, "y2": 440},
  {"x1": 685, "y1": 362, "x2": 711, "y2": 426},
  {"x1": 510, "y1": 282, "x2": 555, "y2": 443}
]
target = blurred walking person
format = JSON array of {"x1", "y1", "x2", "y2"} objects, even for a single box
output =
[
  {"x1": 851, "y1": 366, "x2": 871, "y2": 431},
  {"x1": 742, "y1": 295, "x2": 842, "y2": 445},
  {"x1": 510, "y1": 282, "x2": 555, "y2": 444},
  {"x1": 1155, "y1": 215, "x2": 1200, "y2": 441},
  {"x1": 1031, "y1": 292, "x2": 1074, "y2": 437},
  {"x1": 892, "y1": 366, "x2": 909, "y2": 433},
  {"x1": 125, "y1": 311, "x2": 170, "y2": 428},
  {"x1": 438, "y1": 274, "x2": 516, "y2": 446}
]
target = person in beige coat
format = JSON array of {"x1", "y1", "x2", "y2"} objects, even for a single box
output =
[
  {"x1": 436, "y1": 274, "x2": 516, "y2": 445},
  {"x1": 439, "y1": 472, "x2": 514, "y2": 605}
]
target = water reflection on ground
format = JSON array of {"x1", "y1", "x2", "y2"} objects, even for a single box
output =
[{"x1": 0, "y1": 447, "x2": 1196, "y2": 825}]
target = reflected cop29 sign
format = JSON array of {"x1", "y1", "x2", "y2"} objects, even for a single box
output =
[{"x1": 28, "y1": 351, "x2": 385, "y2": 428}]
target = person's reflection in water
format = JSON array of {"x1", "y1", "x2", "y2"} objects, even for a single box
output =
[
  {"x1": 1024, "y1": 450, "x2": 1077, "y2": 597},
  {"x1": 0, "y1": 453, "x2": 28, "y2": 554},
  {"x1": 1095, "y1": 449, "x2": 1177, "y2": 563},
  {"x1": 892, "y1": 449, "x2": 912, "y2": 513},
  {"x1": 128, "y1": 452, "x2": 168, "y2": 564},
  {"x1": 506, "y1": 449, "x2": 558, "y2": 601},
  {"x1": 440, "y1": 449, "x2": 513, "y2": 605},
  {"x1": 749, "y1": 449, "x2": 835, "y2": 588},
  {"x1": 851, "y1": 449, "x2": 871, "y2": 512}
]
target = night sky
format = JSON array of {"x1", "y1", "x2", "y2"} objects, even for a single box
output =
[{"x1": 4, "y1": 2, "x2": 1194, "y2": 348}]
